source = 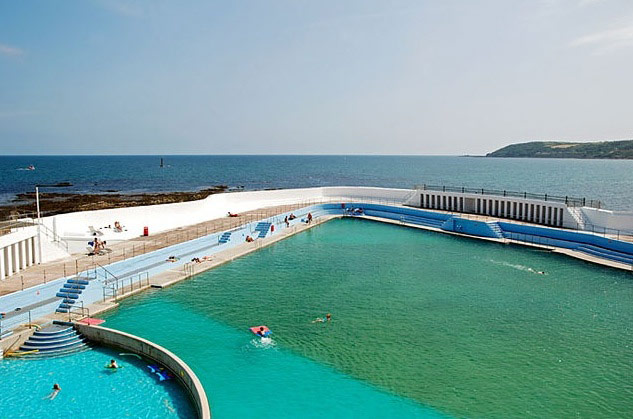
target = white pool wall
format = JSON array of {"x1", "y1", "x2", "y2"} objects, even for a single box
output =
[
  {"x1": 43, "y1": 187, "x2": 411, "y2": 244},
  {"x1": 7, "y1": 186, "x2": 633, "y2": 264}
]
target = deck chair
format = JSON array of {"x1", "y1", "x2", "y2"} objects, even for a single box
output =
[{"x1": 88, "y1": 226, "x2": 103, "y2": 236}]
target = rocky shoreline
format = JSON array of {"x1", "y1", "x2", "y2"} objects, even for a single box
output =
[{"x1": 0, "y1": 185, "x2": 229, "y2": 220}]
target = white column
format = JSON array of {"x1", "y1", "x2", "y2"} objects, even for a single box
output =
[
  {"x1": 0, "y1": 247, "x2": 5, "y2": 280},
  {"x1": 30, "y1": 237, "x2": 36, "y2": 265},
  {"x1": 6, "y1": 244, "x2": 13, "y2": 276},
  {"x1": 33, "y1": 236, "x2": 40, "y2": 264},
  {"x1": 19, "y1": 240, "x2": 26, "y2": 270},
  {"x1": 25, "y1": 238, "x2": 32, "y2": 267},
  {"x1": 12, "y1": 243, "x2": 20, "y2": 274}
]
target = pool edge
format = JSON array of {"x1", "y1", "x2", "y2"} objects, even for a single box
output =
[{"x1": 74, "y1": 323, "x2": 211, "y2": 419}]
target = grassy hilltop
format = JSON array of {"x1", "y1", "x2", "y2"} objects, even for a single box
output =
[{"x1": 487, "y1": 140, "x2": 633, "y2": 159}]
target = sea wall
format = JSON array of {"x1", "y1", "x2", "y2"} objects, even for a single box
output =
[
  {"x1": 581, "y1": 207, "x2": 633, "y2": 232},
  {"x1": 45, "y1": 187, "x2": 328, "y2": 243},
  {"x1": 43, "y1": 187, "x2": 414, "y2": 245},
  {"x1": 36, "y1": 187, "x2": 633, "y2": 246},
  {"x1": 75, "y1": 324, "x2": 211, "y2": 419},
  {"x1": 323, "y1": 186, "x2": 412, "y2": 202}
]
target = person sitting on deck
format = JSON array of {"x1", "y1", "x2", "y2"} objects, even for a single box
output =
[
  {"x1": 191, "y1": 257, "x2": 202, "y2": 263},
  {"x1": 246, "y1": 235, "x2": 254, "y2": 242},
  {"x1": 288, "y1": 213, "x2": 296, "y2": 220},
  {"x1": 92, "y1": 238, "x2": 101, "y2": 254}
]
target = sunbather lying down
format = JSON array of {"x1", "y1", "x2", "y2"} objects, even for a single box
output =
[{"x1": 228, "y1": 212, "x2": 239, "y2": 217}]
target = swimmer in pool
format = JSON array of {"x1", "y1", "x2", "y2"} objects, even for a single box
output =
[
  {"x1": 312, "y1": 313, "x2": 332, "y2": 323},
  {"x1": 107, "y1": 359, "x2": 119, "y2": 369},
  {"x1": 44, "y1": 383, "x2": 61, "y2": 400}
]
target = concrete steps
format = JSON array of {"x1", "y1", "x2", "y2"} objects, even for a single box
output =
[
  {"x1": 254, "y1": 222, "x2": 272, "y2": 238},
  {"x1": 15, "y1": 322, "x2": 89, "y2": 358},
  {"x1": 55, "y1": 275, "x2": 95, "y2": 313},
  {"x1": 218, "y1": 232, "x2": 232, "y2": 244},
  {"x1": 400, "y1": 215, "x2": 444, "y2": 229},
  {"x1": 487, "y1": 222, "x2": 504, "y2": 239},
  {"x1": 576, "y1": 245, "x2": 633, "y2": 265}
]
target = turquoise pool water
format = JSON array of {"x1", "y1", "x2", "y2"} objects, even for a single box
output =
[
  {"x1": 0, "y1": 346, "x2": 195, "y2": 418},
  {"x1": 103, "y1": 218, "x2": 633, "y2": 417}
]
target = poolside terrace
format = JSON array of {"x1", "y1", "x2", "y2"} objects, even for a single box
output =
[{"x1": 0, "y1": 203, "x2": 307, "y2": 296}]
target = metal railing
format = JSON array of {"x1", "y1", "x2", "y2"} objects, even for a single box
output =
[
  {"x1": 183, "y1": 262, "x2": 195, "y2": 278},
  {"x1": 67, "y1": 302, "x2": 90, "y2": 322},
  {"x1": 414, "y1": 184, "x2": 601, "y2": 208},
  {"x1": 0, "y1": 308, "x2": 41, "y2": 340},
  {"x1": 569, "y1": 222, "x2": 633, "y2": 241},
  {"x1": 102, "y1": 269, "x2": 150, "y2": 302},
  {"x1": 504, "y1": 232, "x2": 557, "y2": 249},
  {"x1": 38, "y1": 221, "x2": 70, "y2": 252}
]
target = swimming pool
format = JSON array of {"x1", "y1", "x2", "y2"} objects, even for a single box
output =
[
  {"x1": 100, "y1": 217, "x2": 633, "y2": 417},
  {"x1": 0, "y1": 345, "x2": 195, "y2": 418}
]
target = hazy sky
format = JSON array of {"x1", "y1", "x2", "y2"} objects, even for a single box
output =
[{"x1": 1, "y1": 0, "x2": 632, "y2": 155}]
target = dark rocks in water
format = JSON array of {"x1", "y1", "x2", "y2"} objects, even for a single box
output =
[
  {"x1": 0, "y1": 185, "x2": 230, "y2": 220},
  {"x1": 36, "y1": 182, "x2": 73, "y2": 187}
]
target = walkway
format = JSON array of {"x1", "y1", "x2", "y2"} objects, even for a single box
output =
[
  {"x1": 3, "y1": 199, "x2": 631, "y2": 297},
  {"x1": 0, "y1": 203, "x2": 305, "y2": 296}
]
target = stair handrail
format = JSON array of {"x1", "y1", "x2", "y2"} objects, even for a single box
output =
[
  {"x1": 38, "y1": 221, "x2": 70, "y2": 252},
  {"x1": 401, "y1": 189, "x2": 420, "y2": 206},
  {"x1": 95, "y1": 263, "x2": 121, "y2": 285},
  {"x1": 67, "y1": 302, "x2": 89, "y2": 322}
]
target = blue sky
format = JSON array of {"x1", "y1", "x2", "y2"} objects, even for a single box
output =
[{"x1": 1, "y1": 0, "x2": 632, "y2": 155}]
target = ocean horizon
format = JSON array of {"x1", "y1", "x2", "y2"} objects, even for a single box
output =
[{"x1": 2, "y1": 155, "x2": 632, "y2": 210}]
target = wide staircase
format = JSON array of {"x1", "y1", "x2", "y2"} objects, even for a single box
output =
[
  {"x1": 14, "y1": 321, "x2": 89, "y2": 358},
  {"x1": 218, "y1": 232, "x2": 232, "y2": 244},
  {"x1": 567, "y1": 207, "x2": 588, "y2": 230},
  {"x1": 576, "y1": 244, "x2": 633, "y2": 265},
  {"x1": 254, "y1": 222, "x2": 272, "y2": 238},
  {"x1": 55, "y1": 275, "x2": 94, "y2": 313},
  {"x1": 487, "y1": 222, "x2": 504, "y2": 239},
  {"x1": 398, "y1": 214, "x2": 445, "y2": 229}
]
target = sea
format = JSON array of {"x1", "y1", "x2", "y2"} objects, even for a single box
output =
[{"x1": 1, "y1": 155, "x2": 632, "y2": 210}]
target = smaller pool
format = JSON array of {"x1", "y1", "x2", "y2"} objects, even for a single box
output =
[{"x1": 0, "y1": 346, "x2": 195, "y2": 418}]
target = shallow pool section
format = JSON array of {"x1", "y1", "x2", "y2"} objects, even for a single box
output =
[
  {"x1": 0, "y1": 346, "x2": 195, "y2": 418},
  {"x1": 103, "y1": 218, "x2": 633, "y2": 418}
]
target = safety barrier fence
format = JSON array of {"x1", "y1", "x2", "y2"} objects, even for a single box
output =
[
  {"x1": 414, "y1": 184, "x2": 601, "y2": 208},
  {"x1": 102, "y1": 269, "x2": 150, "y2": 302},
  {"x1": 0, "y1": 308, "x2": 39, "y2": 339}
]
